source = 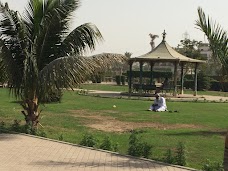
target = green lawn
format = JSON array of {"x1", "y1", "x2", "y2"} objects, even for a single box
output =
[
  {"x1": 80, "y1": 83, "x2": 228, "y2": 97},
  {"x1": 0, "y1": 87, "x2": 227, "y2": 169},
  {"x1": 79, "y1": 83, "x2": 129, "y2": 92}
]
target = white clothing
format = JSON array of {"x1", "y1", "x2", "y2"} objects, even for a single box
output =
[{"x1": 150, "y1": 97, "x2": 167, "y2": 112}]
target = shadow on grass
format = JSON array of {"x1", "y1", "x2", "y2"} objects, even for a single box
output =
[
  {"x1": 10, "y1": 100, "x2": 22, "y2": 104},
  {"x1": 165, "y1": 130, "x2": 227, "y2": 137}
]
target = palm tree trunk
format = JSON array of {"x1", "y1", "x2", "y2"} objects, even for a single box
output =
[
  {"x1": 21, "y1": 98, "x2": 40, "y2": 127},
  {"x1": 224, "y1": 132, "x2": 228, "y2": 170}
]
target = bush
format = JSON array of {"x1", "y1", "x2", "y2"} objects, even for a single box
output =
[
  {"x1": 184, "y1": 80, "x2": 194, "y2": 89},
  {"x1": 202, "y1": 159, "x2": 223, "y2": 171},
  {"x1": 210, "y1": 81, "x2": 221, "y2": 91},
  {"x1": 41, "y1": 89, "x2": 63, "y2": 103},
  {"x1": 58, "y1": 134, "x2": 64, "y2": 141},
  {"x1": 0, "y1": 121, "x2": 5, "y2": 129},
  {"x1": 99, "y1": 136, "x2": 112, "y2": 151},
  {"x1": 21, "y1": 123, "x2": 47, "y2": 137},
  {"x1": 22, "y1": 123, "x2": 36, "y2": 135},
  {"x1": 221, "y1": 82, "x2": 228, "y2": 92},
  {"x1": 127, "y1": 71, "x2": 172, "y2": 79},
  {"x1": 121, "y1": 75, "x2": 126, "y2": 85},
  {"x1": 197, "y1": 72, "x2": 211, "y2": 91},
  {"x1": 175, "y1": 142, "x2": 186, "y2": 166},
  {"x1": 11, "y1": 120, "x2": 21, "y2": 132},
  {"x1": 80, "y1": 133, "x2": 97, "y2": 147},
  {"x1": 128, "y1": 130, "x2": 153, "y2": 158},
  {"x1": 113, "y1": 142, "x2": 119, "y2": 152},
  {"x1": 164, "y1": 149, "x2": 175, "y2": 164},
  {"x1": 91, "y1": 73, "x2": 103, "y2": 83},
  {"x1": 115, "y1": 75, "x2": 121, "y2": 85}
]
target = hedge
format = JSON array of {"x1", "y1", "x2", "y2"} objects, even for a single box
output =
[{"x1": 127, "y1": 71, "x2": 172, "y2": 78}]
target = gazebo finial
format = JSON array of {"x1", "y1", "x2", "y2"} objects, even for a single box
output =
[{"x1": 162, "y1": 30, "x2": 166, "y2": 42}]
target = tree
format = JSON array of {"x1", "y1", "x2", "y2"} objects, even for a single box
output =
[
  {"x1": 176, "y1": 38, "x2": 205, "y2": 60},
  {"x1": 0, "y1": 0, "x2": 126, "y2": 127},
  {"x1": 175, "y1": 39, "x2": 205, "y2": 81},
  {"x1": 196, "y1": 7, "x2": 228, "y2": 170}
]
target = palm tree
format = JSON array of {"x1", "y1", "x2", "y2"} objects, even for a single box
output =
[
  {"x1": 196, "y1": 7, "x2": 228, "y2": 170},
  {"x1": 0, "y1": 0, "x2": 126, "y2": 127},
  {"x1": 196, "y1": 7, "x2": 228, "y2": 81}
]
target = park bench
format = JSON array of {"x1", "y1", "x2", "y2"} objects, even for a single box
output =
[{"x1": 133, "y1": 84, "x2": 157, "y2": 93}]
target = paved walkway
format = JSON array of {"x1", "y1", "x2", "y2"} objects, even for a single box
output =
[{"x1": 0, "y1": 133, "x2": 198, "y2": 171}]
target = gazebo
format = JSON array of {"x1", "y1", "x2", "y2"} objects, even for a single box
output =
[{"x1": 128, "y1": 30, "x2": 206, "y2": 96}]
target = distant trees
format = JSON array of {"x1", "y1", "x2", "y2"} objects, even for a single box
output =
[{"x1": 176, "y1": 38, "x2": 205, "y2": 60}]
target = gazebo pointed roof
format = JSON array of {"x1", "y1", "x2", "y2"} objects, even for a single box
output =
[{"x1": 129, "y1": 31, "x2": 205, "y2": 63}]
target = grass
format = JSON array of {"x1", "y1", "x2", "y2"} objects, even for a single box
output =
[
  {"x1": 79, "y1": 83, "x2": 129, "y2": 92},
  {"x1": 0, "y1": 87, "x2": 227, "y2": 169},
  {"x1": 80, "y1": 83, "x2": 228, "y2": 97}
]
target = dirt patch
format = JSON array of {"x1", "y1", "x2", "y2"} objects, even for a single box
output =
[{"x1": 69, "y1": 109, "x2": 203, "y2": 133}]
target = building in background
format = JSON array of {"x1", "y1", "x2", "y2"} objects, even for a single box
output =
[{"x1": 198, "y1": 43, "x2": 212, "y2": 61}]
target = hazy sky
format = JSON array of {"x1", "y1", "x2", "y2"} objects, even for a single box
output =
[{"x1": 1, "y1": 0, "x2": 228, "y2": 56}]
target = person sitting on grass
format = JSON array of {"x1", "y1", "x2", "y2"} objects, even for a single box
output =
[{"x1": 148, "y1": 93, "x2": 167, "y2": 112}]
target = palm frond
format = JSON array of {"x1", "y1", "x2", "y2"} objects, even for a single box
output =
[
  {"x1": 88, "y1": 53, "x2": 127, "y2": 71},
  {"x1": 61, "y1": 23, "x2": 103, "y2": 56},
  {"x1": 196, "y1": 7, "x2": 228, "y2": 69},
  {"x1": 38, "y1": 55, "x2": 96, "y2": 99},
  {"x1": 23, "y1": 0, "x2": 80, "y2": 71},
  {"x1": 88, "y1": 53, "x2": 128, "y2": 75},
  {"x1": 38, "y1": 53, "x2": 127, "y2": 102},
  {"x1": 0, "y1": 4, "x2": 29, "y2": 97}
]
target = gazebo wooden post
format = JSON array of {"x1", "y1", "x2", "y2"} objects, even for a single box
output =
[
  {"x1": 128, "y1": 61, "x2": 133, "y2": 94},
  {"x1": 173, "y1": 61, "x2": 178, "y2": 97},
  {"x1": 150, "y1": 61, "x2": 154, "y2": 85},
  {"x1": 194, "y1": 63, "x2": 198, "y2": 96},
  {"x1": 180, "y1": 62, "x2": 184, "y2": 95},
  {"x1": 139, "y1": 61, "x2": 143, "y2": 94}
]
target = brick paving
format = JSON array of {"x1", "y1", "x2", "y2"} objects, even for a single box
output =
[{"x1": 0, "y1": 133, "x2": 198, "y2": 171}]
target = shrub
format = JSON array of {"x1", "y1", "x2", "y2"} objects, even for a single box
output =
[
  {"x1": 184, "y1": 80, "x2": 194, "y2": 89},
  {"x1": 210, "y1": 81, "x2": 221, "y2": 91},
  {"x1": 41, "y1": 89, "x2": 63, "y2": 103},
  {"x1": 175, "y1": 142, "x2": 186, "y2": 166},
  {"x1": 121, "y1": 75, "x2": 126, "y2": 85},
  {"x1": 164, "y1": 149, "x2": 175, "y2": 164},
  {"x1": 115, "y1": 75, "x2": 121, "y2": 85},
  {"x1": 36, "y1": 130, "x2": 47, "y2": 137},
  {"x1": 113, "y1": 142, "x2": 119, "y2": 152},
  {"x1": 127, "y1": 71, "x2": 172, "y2": 79},
  {"x1": 58, "y1": 134, "x2": 64, "y2": 141},
  {"x1": 91, "y1": 73, "x2": 103, "y2": 83},
  {"x1": 99, "y1": 136, "x2": 112, "y2": 151},
  {"x1": 11, "y1": 120, "x2": 21, "y2": 132},
  {"x1": 221, "y1": 82, "x2": 228, "y2": 92},
  {"x1": 128, "y1": 131, "x2": 153, "y2": 158},
  {"x1": 80, "y1": 133, "x2": 97, "y2": 147},
  {"x1": 197, "y1": 72, "x2": 211, "y2": 91},
  {"x1": 0, "y1": 121, "x2": 5, "y2": 129},
  {"x1": 21, "y1": 124, "x2": 47, "y2": 137},
  {"x1": 202, "y1": 159, "x2": 223, "y2": 171}
]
